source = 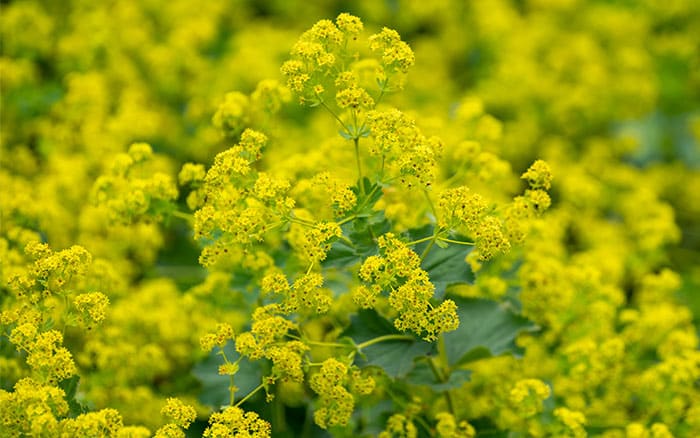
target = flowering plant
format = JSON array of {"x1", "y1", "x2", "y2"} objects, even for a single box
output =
[{"x1": 2, "y1": 2, "x2": 699, "y2": 437}]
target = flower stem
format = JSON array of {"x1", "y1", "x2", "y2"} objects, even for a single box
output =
[
  {"x1": 406, "y1": 235, "x2": 435, "y2": 246},
  {"x1": 438, "y1": 237, "x2": 475, "y2": 246},
  {"x1": 428, "y1": 356, "x2": 456, "y2": 415},
  {"x1": 171, "y1": 210, "x2": 194, "y2": 224},
  {"x1": 355, "y1": 334, "x2": 414, "y2": 350},
  {"x1": 354, "y1": 137, "x2": 364, "y2": 196},
  {"x1": 337, "y1": 215, "x2": 357, "y2": 226},
  {"x1": 420, "y1": 236, "x2": 437, "y2": 262},
  {"x1": 234, "y1": 382, "x2": 265, "y2": 407},
  {"x1": 319, "y1": 98, "x2": 351, "y2": 134},
  {"x1": 423, "y1": 188, "x2": 438, "y2": 221}
]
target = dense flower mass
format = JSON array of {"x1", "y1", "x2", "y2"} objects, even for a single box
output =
[{"x1": 2, "y1": 1, "x2": 699, "y2": 437}]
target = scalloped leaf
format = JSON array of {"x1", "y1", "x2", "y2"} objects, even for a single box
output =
[
  {"x1": 404, "y1": 362, "x2": 472, "y2": 392},
  {"x1": 443, "y1": 297, "x2": 537, "y2": 368},
  {"x1": 342, "y1": 309, "x2": 432, "y2": 378},
  {"x1": 324, "y1": 181, "x2": 390, "y2": 269},
  {"x1": 59, "y1": 375, "x2": 88, "y2": 417},
  {"x1": 407, "y1": 225, "x2": 475, "y2": 300}
]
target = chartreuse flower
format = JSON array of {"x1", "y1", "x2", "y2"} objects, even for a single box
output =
[
  {"x1": 202, "y1": 406, "x2": 271, "y2": 437},
  {"x1": 309, "y1": 358, "x2": 375, "y2": 429},
  {"x1": 357, "y1": 233, "x2": 459, "y2": 341},
  {"x1": 435, "y1": 412, "x2": 476, "y2": 438},
  {"x1": 154, "y1": 398, "x2": 197, "y2": 437}
]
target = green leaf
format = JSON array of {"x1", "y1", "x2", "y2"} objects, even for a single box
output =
[
  {"x1": 352, "y1": 178, "x2": 384, "y2": 217},
  {"x1": 58, "y1": 375, "x2": 88, "y2": 417},
  {"x1": 324, "y1": 211, "x2": 389, "y2": 269},
  {"x1": 408, "y1": 225, "x2": 475, "y2": 299},
  {"x1": 443, "y1": 297, "x2": 537, "y2": 368},
  {"x1": 323, "y1": 239, "x2": 361, "y2": 268},
  {"x1": 342, "y1": 309, "x2": 432, "y2": 378},
  {"x1": 193, "y1": 341, "x2": 262, "y2": 408},
  {"x1": 404, "y1": 362, "x2": 471, "y2": 392}
]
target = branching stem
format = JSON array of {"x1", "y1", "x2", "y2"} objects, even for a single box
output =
[
  {"x1": 355, "y1": 334, "x2": 414, "y2": 350},
  {"x1": 234, "y1": 382, "x2": 265, "y2": 407}
]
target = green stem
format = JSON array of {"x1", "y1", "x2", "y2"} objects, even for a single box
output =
[
  {"x1": 438, "y1": 335, "x2": 450, "y2": 373},
  {"x1": 308, "y1": 340, "x2": 350, "y2": 348},
  {"x1": 287, "y1": 217, "x2": 317, "y2": 227},
  {"x1": 336, "y1": 215, "x2": 357, "y2": 226},
  {"x1": 309, "y1": 361, "x2": 336, "y2": 367},
  {"x1": 420, "y1": 237, "x2": 437, "y2": 262},
  {"x1": 423, "y1": 188, "x2": 438, "y2": 221},
  {"x1": 405, "y1": 235, "x2": 435, "y2": 246},
  {"x1": 273, "y1": 392, "x2": 287, "y2": 433},
  {"x1": 218, "y1": 349, "x2": 238, "y2": 406},
  {"x1": 355, "y1": 334, "x2": 414, "y2": 350},
  {"x1": 428, "y1": 356, "x2": 456, "y2": 416},
  {"x1": 353, "y1": 182, "x2": 381, "y2": 214},
  {"x1": 354, "y1": 137, "x2": 364, "y2": 195},
  {"x1": 263, "y1": 221, "x2": 287, "y2": 234},
  {"x1": 319, "y1": 98, "x2": 351, "y2": 134},
  {"x1": 62, "y1": 293, "x2": 70, "y2": 336},
  {"x1": 234, "y1": 382, "x2": 265, "y2": 407},
  {"x1": 286, "y1": 334, "x2": 350, "y2": 349},
  {"x1": 376, "y1": 77, "x2": 389, "y2": 105},
  {"x1": 438, "y1": 335, "x2": 456, "y2": 415},
  {"x1": 171, "y1": 210, "x2": 194, "y2": 224},
  {"x1": 338, "y1": 235, "x2": 353, "y2": 246},
  {"x1": 229, "y1": 375, "x2": 236, "y2": 406},
  {"x1": 438, "y1": 237, "x2": 475, "y2": 246}
]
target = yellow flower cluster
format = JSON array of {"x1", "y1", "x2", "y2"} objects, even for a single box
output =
[
  {"x1": 379, "y1": 413, "x2": 418, "y2": 438},
  {"x1": 509, "y1": 379, "x2": 551, "y2": 418},
  {"x1": 366, "y1": 109, "x2": 443, "y2": 187},
  {"x1": 437, "y1": 187, "x2": 488, "y2": 230},
  {"x1": 310, "y1": 172, "x2": 357, "y2": 215},
  {"x1": 0, "y1": 378, "x2": 68, "y2": 435},
  {"x1": 155, "y1": 397, "x2": 197, "y2": 436},
  {"x1": 553, "y1": 408, "x2": 587, "y2": 438},
  {"x1": 369, "y1": 28, "x2": 416, "y2": 75},
  {"x1": 261, "y1": 271, "x2": 332, "y2": 314},
  {"x1": 287, "y1": 221, "x2": 342, "y2": 264},
  {"x1": 202, "y1": 407, "x2": 271, "y2": 438},
  {"x1": 309, "y1": 358, "x2": 374, "y2": 429},
  {"x1": 73, "y1": 292, "x2": 110, "y2": 328},
  {"x1": 60, "y1": 409, "x2": 128, "y2": 437},
  {"x1": 9, "y1": 328, "x2": 77, "y2": 384},
  {"x1": 8, "y1": 242, "x2": 92, "y2": 303},
  {"x1": 230, "y1": 305, "x2": 310, "y2": 384},
  {"x1": 210, "y1": 79, "x2": 291, "y2": 142},
  {"x1": 358, "y1": 233, "x2": 459, "y2": 341},
  {"x1": 193, "y1": 129, "x2": 296, "y2": 268},
  {"x1": 0, "y1": 378, "x2": 151, "y2": 437},
  {"x1": 200, "y1": 323, "x2": 235, "y2": 353},
  {"x1": 435, "y1": 412, "x2": 476, "y2": 438},
  {"x1": 92, "y1": 143, "x2": 178, "y2": 224},
  {"x1": 281, "y1": 14, "x2": 367, "y2": 104}
]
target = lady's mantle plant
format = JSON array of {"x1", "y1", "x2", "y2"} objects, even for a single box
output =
[
  {"x1": 6, "y1": 4, "x2": 695, "y2": 437},
  {"x1": 187, "y1": 13, "x2": 551, "y2": 436}
]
